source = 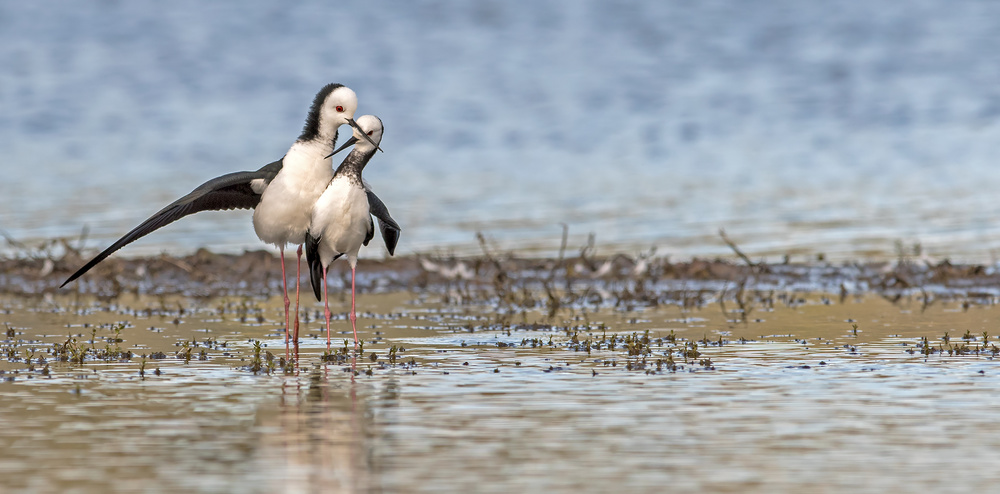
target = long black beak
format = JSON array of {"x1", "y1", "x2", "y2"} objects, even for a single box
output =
[
  {"x1": 326, "y1": 136, "x2": 359, "y2": 158},
  {"x1": 348, "y1": 118, "x2": 383, "y2": 153}
]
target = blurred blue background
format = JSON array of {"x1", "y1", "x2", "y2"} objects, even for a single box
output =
[{"x1": 4, "y1": 0, "x2": 1000, "y2": 261}]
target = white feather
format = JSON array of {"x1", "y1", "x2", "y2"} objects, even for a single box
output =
[
  {"x1": 311, "y1": 175, "x2": 371, "y2": 268},
  {"x1": 253, "y1": 140, "x2": 333, "y2": 247}
]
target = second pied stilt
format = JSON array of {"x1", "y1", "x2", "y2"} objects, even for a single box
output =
[{"x1": 305, "y1": 115, "x2": 395, "y2": 351}]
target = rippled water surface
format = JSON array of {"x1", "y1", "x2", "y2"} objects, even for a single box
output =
[
  {"x1": 7, "y1": 3, "x2": 1000, "y2": 491},
  {"x1": 3, "y1": 290, "x2": 1000, "y2": 493},
  {"x1": 5, "y1": 1, "x2": 1000, "y2": 260}
]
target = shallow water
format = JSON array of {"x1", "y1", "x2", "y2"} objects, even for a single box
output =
[
  {"x1": 2, "y1": 290, "x2": 1000, "y2": 493},
  {"x1": 6, "y1": 1, "x2": 1000, "y2": 261}
]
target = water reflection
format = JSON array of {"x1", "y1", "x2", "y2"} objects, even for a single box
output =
[
  {"x1": 253, "y1": 370, "x2": 413, "y2": 493},
  {"x1": 253, "y1": 370, "x2": 376, "y2": 493},
  {"x1": 3, "y1": 291, "x2": 1000, "y2": 492}
]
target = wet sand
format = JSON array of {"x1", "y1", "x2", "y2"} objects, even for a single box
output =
[{"x1": 3, "y1": 249, "x2": 1000, "y2": 492}]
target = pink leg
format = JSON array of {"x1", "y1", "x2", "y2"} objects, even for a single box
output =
[
  {"x1": 350, "y1": 265, "x2": 358, "y2": 352},
  {"x1": 292, "y1": 245, "x2": 302, "y2": 344},
  {"x1": 323, "y1": 267, "x2": 332, "y2": 351},
  {"x1": 279, "y1": 246, "x2": 290, "y2": 353}
]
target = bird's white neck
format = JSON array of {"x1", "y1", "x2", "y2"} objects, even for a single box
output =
[
  {"x1": 288, "y1": 138, "x2": 335, "y2": 166},
  {"x1": 313, "y1": 121, "x2": 340, "y2": 148}
]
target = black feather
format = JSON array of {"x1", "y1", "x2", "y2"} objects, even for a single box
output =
[
  {"x1": 379, "y1": 221, "x2": 401, "y2": 256},
  {"x1": 305, "y1": 231, "x2": 324, "y2": 302},
  {"x1": 365, "y1": 189, "x2": 401, "y2": 255},
  {"x1": 62, "y1": 159, "x2": 284, "y2": 287},
  {"x1": 299, "y1": 83, "x2": 344, "y2": 142},
  {"x1": 363, "y1": 217, "x2": 375, "y2": 247}
]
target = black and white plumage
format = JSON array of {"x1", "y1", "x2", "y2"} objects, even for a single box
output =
[
  {"x1": 304, "y1": 115, "x2": 394, "y2": 351},
  {"x1": 61, "y1": 84, "x2": 399, "y2": 348}
]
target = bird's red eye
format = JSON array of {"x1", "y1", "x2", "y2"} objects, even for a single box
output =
[
  {"x1": 335, "y1": 106, "x2": 344, "y2": 112},
  {"x1": 367, "y1": 130, "x2": 374, "y2": 136}
]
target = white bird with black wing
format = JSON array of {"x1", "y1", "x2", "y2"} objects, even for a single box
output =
[
  {"x1": 62, "y1": 84, "x2": 394, "y2": 351},
  {"x1": 305, "y1": 115, "x2": 396, "y2": 351}
]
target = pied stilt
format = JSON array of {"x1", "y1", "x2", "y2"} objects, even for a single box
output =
[
  {"x1": 61, "y1": 84, "x2": 396, "y2": 351},
  {"x1": 305, "y1": 115, "x2": 396, "y2": 352}
]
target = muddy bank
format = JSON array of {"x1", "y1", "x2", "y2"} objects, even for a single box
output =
[{"x1": 3, "y1": 244, "x2": 999, "y2": 305}]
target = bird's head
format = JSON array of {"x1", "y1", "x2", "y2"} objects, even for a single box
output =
[
  {"x1": 330, "y1": 115, "x2": 384, "y2": 156},
  {"x1": 320, "y1": 85, "x2": 358, "y2": 128},
  {"x1": 301, "y1": 83, "x2": 360, "y2": 143}
]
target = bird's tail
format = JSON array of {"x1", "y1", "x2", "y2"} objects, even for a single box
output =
[
  {"x1": 305, "y1": 232, "x2": 324, "y2": 302},
  {"x1": 379, "y1": 219, "x2": 401, "y2": 256}
]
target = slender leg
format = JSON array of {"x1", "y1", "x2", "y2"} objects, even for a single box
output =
[
  {"x1": 279, "y1": 246, "x2": 290, "y2": 354},
  {"x1": 350, "y1": 265, "x2": 358, "y2": 352},
  {"x1": 292, "y1": 245, "x2": 303, "y2": 344},
  {"x1": 323, "y1": 266, "x2": 332, "y2": 351}
]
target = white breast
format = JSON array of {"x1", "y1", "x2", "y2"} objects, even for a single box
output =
[
  {"x1": 311, "y1": 175, "x2": 371, "y2": 267},
  {"x1": 252, "y1": 142, "x2": 333, "y2": 247}
]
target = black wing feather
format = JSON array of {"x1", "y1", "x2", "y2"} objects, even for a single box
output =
[
  {"x1": 61, "y1": 160, "x2": 284, "y2": 287},
  {"x1": 305, "y1": 231, "x2": 324, "y2": 302},
  {"x1": 378, "y1": 222, "x2": 400, "y2": 256},
  {"x1": 254, "y1": 159, "x2": 284, "y2": 182},
  {"x1": 363, "y1": 216, "x2": 375, "y2": 247},
  {"x1": 365, "y1": 190, "x2": 401, "y2": 256}
]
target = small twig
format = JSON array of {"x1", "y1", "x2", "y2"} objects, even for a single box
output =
[
  {"x1": 579, "y1": 233, "x2": 597, "y2": 269},
  {"x1": 476, "y1": 232, "x2": 502, "y2": 270},
  {"x1": 0, "y1": 229, "x2": 28, "y2": 251},
  {"x1": 719, "y1": 229, "x2": 759, "y2": 270},
  {"x1": 76, "y1": 225, "x2": 90, "y2": 252},
  {"x1": 718, "y1": 282, "x2": 729, "y2": 323},
  {"x1": 159, "y1": 256, "x2": 194, "y2": 273},
  {"x1": 548, "y1": 223, "x2": 570, "y2": 284},
  {"x1": 557, "y1": 223, "x2": 569, "y2": 263},
  {"x1": 734, "y1": 278, "x2": 750, "y2": 325}
]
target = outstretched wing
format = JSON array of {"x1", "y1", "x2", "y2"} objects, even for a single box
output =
[
  {"x1": 61, "y1": 159, "x2": 284, "y2": 287},
  {"x1": 365, "y1": 189, "x2": 401, "y2": 256}
]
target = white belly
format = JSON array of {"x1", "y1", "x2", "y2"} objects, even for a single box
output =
[
  {"x1": 252, "y1": 145, "x2": 332, "y2": 247},
  {"x1": 311, "y1": 176, "x2": 371, "y2": 267}
]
